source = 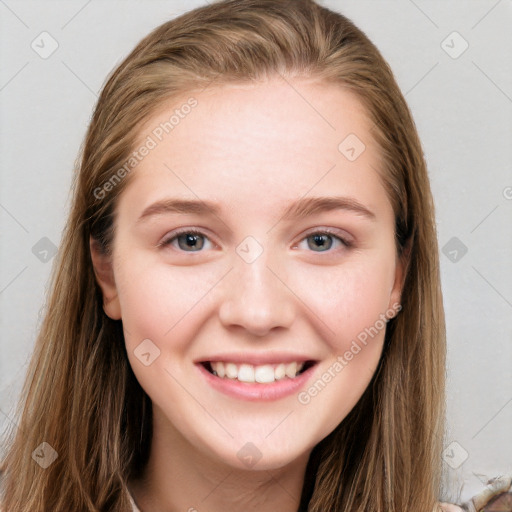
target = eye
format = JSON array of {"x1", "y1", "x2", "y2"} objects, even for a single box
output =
[
  {"x1": 295, "y1": 229, "x2": 351, "y2": 253},
  {"x1": 158, "y1": 227, "x2": 352, "y2": 254},
  {"x1": 158, "y1": 229, "x2": 214, "y2": 252}
]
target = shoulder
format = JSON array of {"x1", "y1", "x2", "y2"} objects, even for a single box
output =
[
  {"x1": 437, "y1": 504, "x2": 464, "y2": 512},
  {"x1": 438, "y1": 473, "x2": 512, "y2": 512}
]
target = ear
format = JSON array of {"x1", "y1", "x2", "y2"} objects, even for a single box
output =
[
  {"x1": 388, "y1": 237, "x2": 412, "y2": 311},
  {"x1": 89, "y1": 236, "x2": 121, "y2": 320}
]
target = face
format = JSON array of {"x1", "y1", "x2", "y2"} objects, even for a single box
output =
[{"x1": 91, "y1": 77, "x2": 404, "y2": 471}]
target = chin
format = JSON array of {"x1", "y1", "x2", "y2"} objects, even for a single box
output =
[{"x1": 207, "y1": 436, "x2": 312, "y2": 473}]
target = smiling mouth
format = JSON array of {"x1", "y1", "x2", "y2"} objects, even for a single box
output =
[{"x1": 200, "y1": 360, "x2": 316, "y2": 384}]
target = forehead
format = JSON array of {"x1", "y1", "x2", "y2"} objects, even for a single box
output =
[
  {"x1": 152, "y1": 77, "x2": 373, "y2": 161},
  {"x1": 118, "y1": 77, "x2": 392, "y2": 225},
  {"x1": 134, "y1": 77, "x2": 375, "y2": 164}
]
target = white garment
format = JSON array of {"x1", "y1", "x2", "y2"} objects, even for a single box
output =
[{"x1": 127, "y1": 487, "x2": 141, "y2": 512}]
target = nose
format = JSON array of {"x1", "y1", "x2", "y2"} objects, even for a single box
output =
[{"x1": 218, "y1": 247, "x2": 296, "y2": 337}]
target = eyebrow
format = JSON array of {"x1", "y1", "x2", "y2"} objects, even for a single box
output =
[
  {"x1": 280, "y1": 196, "x2": 376, "y2": 222},
  {"x1": 136, "y1": 196, "x2": 377, "y2": 223}
]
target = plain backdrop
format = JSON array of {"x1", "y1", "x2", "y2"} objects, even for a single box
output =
[{"x1": 1, "y1": 0, "x2": 511, "y2": 504}]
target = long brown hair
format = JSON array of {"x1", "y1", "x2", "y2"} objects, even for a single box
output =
[{"x1": 0, "y1": 1, "x2": 446, "y2": 510}]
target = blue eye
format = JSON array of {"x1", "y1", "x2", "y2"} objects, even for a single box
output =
[
  {"x1": 298, "y1": 230, "x2": 351, "y2": 252},
  {"x1": 159, "y1": 228, "x2": 351, "y2": 253},
  {"x1": 159, "y1": 229, "x2": 213, "y2": 252}
]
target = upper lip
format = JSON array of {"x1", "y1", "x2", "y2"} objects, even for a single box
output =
[{"x1": 195, "y1": 352, "x2": 317, "y2": 366}]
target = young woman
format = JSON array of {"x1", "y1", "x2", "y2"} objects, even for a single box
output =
[{"x1": 1, "y1": 0, "x2": 508, "y2": 510}]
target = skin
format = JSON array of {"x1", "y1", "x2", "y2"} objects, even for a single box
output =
[
  {"x1": 439, "y1": 505, "x2": 464, "y2": 512},
  {"x1": 91, "y1": 77, "x2": 406, "y2": 512}
]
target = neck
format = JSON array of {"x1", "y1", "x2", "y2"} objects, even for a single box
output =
[{"x1": 128, "y1": 407, "x2": 311, "y2": 512}]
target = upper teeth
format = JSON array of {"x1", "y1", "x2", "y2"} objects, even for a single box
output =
[{"x1": 209, "y1": 361, "x2": 305, "y2": 383}]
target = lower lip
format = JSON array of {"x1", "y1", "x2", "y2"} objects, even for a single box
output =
[{"x1": 196, "y1": 363, "x2": 317, "y2": 401}]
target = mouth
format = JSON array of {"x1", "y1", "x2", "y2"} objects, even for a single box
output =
[{"x1": 199, "y1": 360, "x2": 317, "y2": 384}]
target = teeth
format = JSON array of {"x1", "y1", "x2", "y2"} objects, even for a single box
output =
[
  {"x1": 255, "y1": 365, "x2": 275, "y2": 383},
  {"x1": 238, "y1": 364, "x2": 255, "y2": 382},
  {"x1": 225, "y1": 363, "x2": 238, "y2": 379},
  {"x1": 274, "y1": 363, "x2": 286, "y2": 380},
  {"x1": 209, "y1": 361, "x2": 305, "y2": 383},
  {"x1": 285, "y1": 362, "x2": 297, "y2": 378},
  {"x1": 215, "y1": 361, "x2": 225, "y2": 378}
]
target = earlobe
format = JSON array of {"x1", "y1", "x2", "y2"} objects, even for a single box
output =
[
  {"x1": 89, "y1": 236, "x2": 122, "y2": 320},
  {"x1": 389, "y1": 238, "x2": 412, "y2": 311}
]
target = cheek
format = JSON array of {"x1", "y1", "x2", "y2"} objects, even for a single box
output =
[
  {"x1": 116, "y1": 246, "x2": 396, "y2": 351},
  {"x1": 114, "y1": 253, "x2": 222, "y2": 349},
  {"x1": 289, "y1": 255, "x2": 395, "y2": 352},
  {"x1": 114, "y1": 256, "x2": 220, "y2": 407},
  {"x1": 290, "y1": 260, "x2": 395, "y2": 435}
]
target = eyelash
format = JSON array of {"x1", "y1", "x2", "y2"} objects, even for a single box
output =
[{"x1": 158, "y1": 227, "x2": 352, "y2": 253}]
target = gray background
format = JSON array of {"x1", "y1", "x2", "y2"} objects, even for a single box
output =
[{"x1": 1, "y1": 0, "x2": 511, "y2": 504}]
